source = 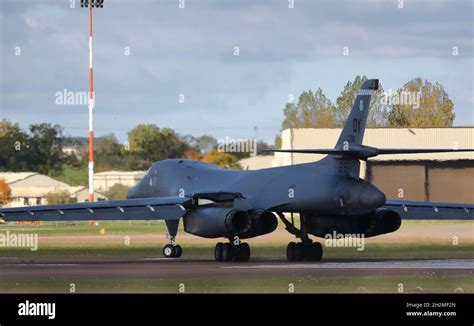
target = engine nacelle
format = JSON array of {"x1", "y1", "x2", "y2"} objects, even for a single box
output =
[
  {"x1": 239, "y1": 209, "x2": 278, "y2": 239},
  {"x1": 184, "y1": 207, "x2": 252, "y2": 238},
  {"x1": 308, "y1": 209, "x2": 401, "y2": 238}
]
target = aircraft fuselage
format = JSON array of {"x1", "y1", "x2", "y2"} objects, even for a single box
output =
[{"x1": 127, "y1": 158, "x2": 386, "y2": 216}]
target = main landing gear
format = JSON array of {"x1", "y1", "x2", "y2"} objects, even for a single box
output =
[
  {"x1": 214, "y1": 242, "x2": 250, "y2": 262},
  {"x1": 277, "y1": 212, "x2": 323, "y2": 262},
  {"x1": 286, "y1": 241, "x2": 322, "y2": 261}
]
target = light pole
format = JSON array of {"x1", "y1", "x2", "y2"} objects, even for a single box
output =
[{"x1": 81, "y1": 0, "x2": 104, "y2": 202}]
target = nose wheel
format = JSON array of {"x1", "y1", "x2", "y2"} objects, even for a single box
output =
[
  {"x1": 214, "y1": 242, "x2": 250, "y2": 262},
  {"x1": 163, "y1": 220, "x2": 182, "y2": 258},
  {"x1": 163, "y1": 244, "x2": 182, "y2": 258}
]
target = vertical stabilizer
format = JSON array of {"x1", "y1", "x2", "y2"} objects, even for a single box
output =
[{"x1": 335, "y1": 79, "x2": 378, "y2": 149}]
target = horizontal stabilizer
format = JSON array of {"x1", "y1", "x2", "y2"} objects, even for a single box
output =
[
  {"x1": 266, "y1": 148, "x2": 367, "y2": 157},
  {"x1": 377, "y1": 148, "x2": 474, "y2": 155},
  {"x1": 266, "y1": 146, "x2": 474, "y2": 160}
]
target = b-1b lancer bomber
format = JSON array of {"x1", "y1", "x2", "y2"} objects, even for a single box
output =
[{"x1": 1, "y1": 79, "x2": 473, "y2": 262}]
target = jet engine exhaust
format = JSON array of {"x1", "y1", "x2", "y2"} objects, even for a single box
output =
[
  {"x1": 225, "y1": 209, "x2": 252, "y2": 234},
  {"x1": 239, "y1": 209, "x2": 278, "y2": 239},
  {"x1": 184, "y1": 207, "x2": 251, "y2": 238}
]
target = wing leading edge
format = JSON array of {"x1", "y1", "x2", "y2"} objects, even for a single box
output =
[
  {"x1": 0, "y1": 197, "x2": 194, "y2": 222},
  {"x1": 384, "y1": 199, "x2": 473, "y2": 220}
]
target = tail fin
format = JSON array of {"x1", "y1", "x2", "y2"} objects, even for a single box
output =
[{"x1": 335, "y1": 79, "x2": 379, "y2": 149}]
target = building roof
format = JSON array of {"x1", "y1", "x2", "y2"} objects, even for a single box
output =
[
  {"x1": 0, "y1": 172, "x2": 37, "y2": 184},
  {"x1": 7, "y1": 174, "x2": 71, "y2": 188}
]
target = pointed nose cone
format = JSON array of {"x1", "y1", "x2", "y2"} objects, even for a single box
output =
[{"x1": 359, "y1": 185, "x2": 386, "y2": 211}]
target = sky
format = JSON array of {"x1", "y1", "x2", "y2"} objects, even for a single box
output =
[{"x1": 1, "y1": 0, "x2": 473, "y2": 144}]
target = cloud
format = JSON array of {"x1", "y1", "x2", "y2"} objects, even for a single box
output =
[{"x1": 1, "y1": 0, "x2": 472, "y2": 143}]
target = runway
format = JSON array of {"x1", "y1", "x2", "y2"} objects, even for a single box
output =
[{"x1": 0, "y1": 257, "x2": 472, "y2": 280}]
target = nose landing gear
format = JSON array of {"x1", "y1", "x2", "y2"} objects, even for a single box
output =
[
  {"x1": 163, "y1": 243, "x2": 183, "y2": 258},
  {"x1": 162, "y1": 220, "x2": 183, "y2": 258}
]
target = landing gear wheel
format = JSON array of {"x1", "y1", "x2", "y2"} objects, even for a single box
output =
[
  {"x1": 214, "y1": 242, "x2": 224, "y2": 261},
  {"x1": 296, "y1": 242, "x2": 306, "y2": 261},
  {"x1": 163, "y1": 244, "x2": 176, "y2": 258},
  {"x1": 287, "y1": 242, "x2": 298, "y2": 261},
  {"x1": 215, "y1": 242, "x2": 251, "y2": 262},
  {"x1": 287, "y1": 242, "x2": 323, "y2": 261},
  {"x1": 174, "y1": 245, "x2": 183, "y2": 258},
  {"x1": 163, "y1": 244, "x2": 182, "y2": 258},
  {"x1": 222, "y1": 243, "x2": 233, "y2": 262},
  {"x1": 236, "y1": 243, "x2": 250, "y2": 262},
  {"x1": 310, "y1": 242, "x2": 323, "y2": 261}
]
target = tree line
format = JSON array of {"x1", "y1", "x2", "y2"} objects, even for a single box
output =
[
  {"x1": 0, "y1": 121, "x2": 274, "y2": 182},
  {"x1": 275, "y1": 76, "x2": 455, "y2": 146}
]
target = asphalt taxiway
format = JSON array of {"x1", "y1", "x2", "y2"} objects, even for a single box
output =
[{"x1": 0, "y1": 257, "x2": 472, "y2": 280}]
